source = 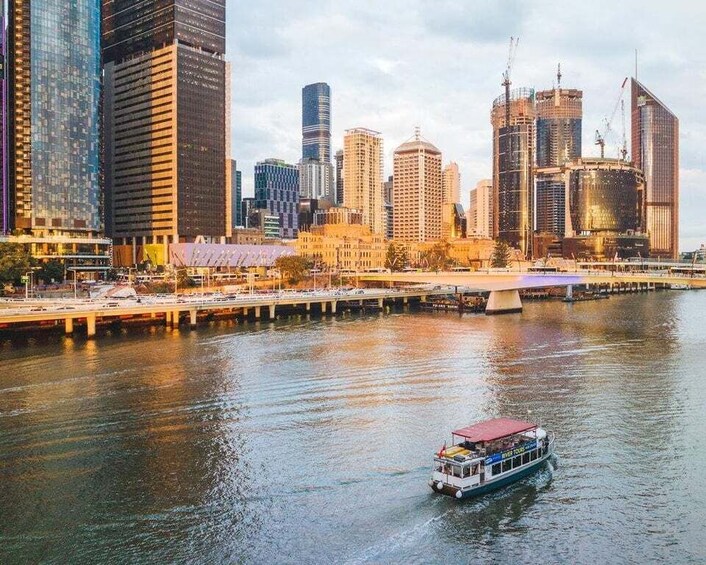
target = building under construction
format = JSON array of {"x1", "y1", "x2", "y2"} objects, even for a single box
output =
[{"x1": 491, "y1": 87, "x2": 535, "y2": 257}]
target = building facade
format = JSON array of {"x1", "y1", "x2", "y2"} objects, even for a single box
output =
[
  {"x1": 343, "y1": 128, "x2": 384, "y2": 234},
  {"x1": 254, "y1": 159, "x2": 299, "y2": 239},
  {"x1": 442, "y1": 162, "x2": 460, "y2": 204},
  {"x1": 491, "y1": 88, "x2": 535, "y2": 256},
  {"x1": 631, "y1": 79, "x2": 679, "y2": 259},
  {"x1": 302, "y1": 82, "x2": 331, "y2": 163},
  {"x1": 293, "y1": 223, "x2": 386, "y2": 272},
  {"x1": 103, "y1": 0, "x2": 230, "y2": 255},
  {"x1": 392, "y1": 133, "x2": 442, "y2": 242},
  {"x1": 298, "y1": 158, "x2": 334, "y2": 201},
  {"x1": 231, "y1": 160, "x2": 243, "y2": 228},
  {"x1": 383, "y1": 175, "x2": 393, "y2": 240},
  {"x1": 468, "y1": 179, "x2": 493, "y2": 238},
  {"x1": 535, "y1": 87, "x2": 582, "y2": 238},
  {"x1": 0, "y1": 0, "x2": 6, "y2": 234},
  {"x1": 9, "y1": 0, "x2": 102, "y2": 236},
  {"x1": 335, "y1": 149, "x2": 344, "y2": 205}
]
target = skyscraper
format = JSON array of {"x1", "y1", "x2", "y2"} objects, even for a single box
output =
[
  {"x1": 343, "y1": 128, "x2": 384, "y2": 234},
  {"x1": 442, "y1": 162, "x2": 460, "y2": 205},
  {"x1": 103, "y1": 0, "x2": 230, "y2": 255},
  {"x1": 231, "y1": 160, "x2": 243, "y2": 228},
  {"x1": 298, "y1": 158, "x2": 334, "y2": 201},
  {"x1": 469, "y1": 179, "x2": 493, "y2": 238},
  {"x1": 335, "y1": 149, "x2": 344, "y2": 205},
  {"x1": 491, "y1": 88, "x2": 535, "y2": 256},
  {"x1": 302, "y1": 83, "x2": 331, "y2": 163},
  {"x1": 254, "y1": 159, "x2": 299, "y2": 239},
  {"x1": 631, "y1": 79, "x2": 679, "y2": 259},
  {"x1": 9, "y1": 0, "x2": 102, "y2": 236},
  {"x1": 535, "y1": 86, "x2": 582, "y2": 238},
  {"x1": 0, "y1": 0, "x2": 6, "y2": 234},
  {"x1": 392, "y1": 131, "x2": 442, "y2": 242}
]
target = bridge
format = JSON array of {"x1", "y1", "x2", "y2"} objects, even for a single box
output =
[
  {"x1": 0, "y1": 288, "x2": 448, "y2": 338},
  {"x1": 360, "y1": 271, "x2": 706, "y2": 314}
]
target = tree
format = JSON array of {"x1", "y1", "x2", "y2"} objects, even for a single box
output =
[
  {"x1": 385, "y1": 242, "x2": 409, "y2": 271},
  {"x1": 420, "y1": 241, "x2": 453, "y2": 271},
  {"x1": 0, "y1": 242, "x2": 33, "y2": 285},
  {"x1": 36, "y1": 260, "x2": 64, "y2": 284},
  {"x1": 490, "y1": 240, "x2": 512, "y2": 269},
  {"x1": 275, "y1": 255, "x2": 312, "y2": 285}
]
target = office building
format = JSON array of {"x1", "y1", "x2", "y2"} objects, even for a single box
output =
[
  {"x1": 103, "y1": 0, "x2": 230, "y2": 257},
  {"x1": 302, "y1": 82, "x2": 331, "y2": 163},
  {"x1": 9, "y1": 0, "x2": 102, "y2": 236},
  {"x1": 335, "y1": 149, "x2": 344, "y2": 205},
  {"x1": 442, "y1": 162, "x2": 460, "y2": 204},
  {"x1": 254, "y1": 159, "x2": 299, "y2": 239},
  {"x1": 0, "y1": 0, "x2": 6, "y2": 234},
  {"x1": 491, "y1": 88, "x2": 535, "y2": 256},
  {"x1": 468, "y1": 179, "x2": 493, "y2": 238},
  {"x1": 631, "y1": 79, "x2": 679, "y2": 259},
  {"x1": 298, "y1": 158, "x2": 334, "y2": 201},
  {"x1": 343, "y1": 128, "x2": 384, "y2": 234},
  {"x1": 231, "y1": 161, "x2": 243, "y2": 228},
  {"x1": 392, "y1": 132, "x2": 442, "y2": 242},
  {"x1": 383, "y1": 175, "x2": 393, "y2": 240},
  {"x1": 535, "y1": 86, "x2": 582, "y2": 238}
]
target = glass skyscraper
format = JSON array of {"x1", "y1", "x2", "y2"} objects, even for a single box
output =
[
  {"x1": 302, "y1": 82, "x2": 331, "y2": 163},
  {"x1": 231, "y1": 160, "x2": 243, "y2": 228},
  {"x1": 9, "y1": 0, "x2": 102, "y2": 235},
  {"x1": 0, "y1": 0, "x2": 6, "y2": 234},
  {"x1": 254, "y1": 159, "x2": 300, "y2": 239},
  {"x1": 631, "y1": 79, "x2": 679, "y2": 259},
  {"x1": 103, "y1": 0, "x2": 229, "y2": 253}
]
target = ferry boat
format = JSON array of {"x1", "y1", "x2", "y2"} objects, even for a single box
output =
[{"x1": 429, "y1": 418, "x2": 555, "y2": 499}]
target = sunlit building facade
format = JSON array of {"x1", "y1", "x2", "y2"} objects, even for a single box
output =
[
  {"x1": 442, "y1": 162, "x2": 460, "y2": 205},
  {"x1": 392, "y1": 133, "x2": 442, "y2": 242},
  {"x1": 343, "y1": 128, "x2": 384, "y2": 234},
  {"x1": 254, "y1": 159, "x2": 299, "y2": 239},
  {"x1": 631, "y1": 79, "x2": 679, "y2": 259},
  {"x1": 468, "y1": 179, "x2": 493, "y2": 238},
  {"x1": 9, "y1": 0, "x2": 102, "y2": 236},
  {"x1": 491, "y1": 88, "x2": 535, "y2": 256}
]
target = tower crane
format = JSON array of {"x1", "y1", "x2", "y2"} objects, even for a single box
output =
[
  {"x1": 501, "y1": 37, "x2": 519, "y2": 128},
  {"x1": 595, "y1": 77, "x2": 628, "y2": 158}
]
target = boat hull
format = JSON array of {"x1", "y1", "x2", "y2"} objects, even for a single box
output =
[{"x1": 433, "y1": 451, "x2": 553, "y2": 499}]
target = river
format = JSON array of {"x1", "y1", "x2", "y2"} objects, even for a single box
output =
[{"x1": 0, "y1": 291, "x2": 704, "y2": 563}]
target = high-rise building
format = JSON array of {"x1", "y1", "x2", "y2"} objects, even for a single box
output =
[
  {"x1": 231, "y1": 160, "x2": 243, "y2": 228},
  {"x1": 631, "y1": 79, "x2": 679, "y2": 259},
  {"x1": 254, "y1": 159, "x2": 299, "y2": 239},
  {"x1": 535, "y1": 86, "x2": 582, "y2": 239},
  {"x1": 491, "y1": 88, "x2": 535, "y2": 256},
  {"x1": 343, "y1": 128, "x2": 384, "y2": 234},
  {"x1": 335, "y1": 150, "x2": 344, "y2": 205},
  {"x1": 302, "y1": 82, "x2": 331, "y2": 163},
  {"x1": 103, "y1": 0, "x2": 230, "y2": 253},
  {"x1": 9, "y1": 0, "x2": 102, "y2": 236},
  {"x1": 392, "y1": 131, "x2": 442, "y2": 242},
  {"x1": 468, "y1": 179, "x2": 493, "y2": 238},
  {"x1": 298, "y1": 158, "x2": 334, "y2": 201},
  {"x1": 383, "y1": 175, "x2": 393, "y2": 240},
  {"x1": 0, "y1": 0, "x2": 6, "y2": 234},
  {"x1": 442, "y1": 162, "x2": 460, "y2": 204}
]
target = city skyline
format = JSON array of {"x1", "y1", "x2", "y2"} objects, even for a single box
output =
[{"x1": 227, "y1": 0, "x2": 705, "y2": 251}]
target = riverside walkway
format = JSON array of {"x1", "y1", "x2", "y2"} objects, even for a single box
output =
[{"x1": 0, "y1": 288, "x2": 446, "y2": 338}]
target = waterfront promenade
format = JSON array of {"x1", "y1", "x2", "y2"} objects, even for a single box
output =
[{"x1": 0, "y1": 287, "x2": 446, "y2": 337}]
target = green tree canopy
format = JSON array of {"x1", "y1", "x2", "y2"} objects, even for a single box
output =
[
  {"x1": 490, "y1": 240, "x2": 512, "y2": 269},
  {"x1": 420, "y1": 241, "x2": 453, "y2": 271},
  {"x1": 36, "y1": 260, "x2": 64, "y2": 284},
  {"x1": 275, "y1": 255, "x2": 312, "y2": 285},
  {"x1": 0, "y1": 242, "x2": 33, "y2": 285},
  {"x1": 385, "y1": 243, "x2": 409, "y2": 271}
]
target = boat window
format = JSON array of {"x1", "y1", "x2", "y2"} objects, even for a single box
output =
[
  {"x1": 462, "y1": 466, "x2": 470, "y2": 478},
  {"x1": 502, "y1": 460, "x2": 511, "y2": 473},
  {"x1": 492, "y1": 463, "x2": 501, "y2": 476},
  {"x1": 513, "y1": 456, "x2": 521, "y2": 468},
  {"x1": 472, "y1": 464, "x2": 479, "y2": 476},
  {"x1": 530, "y1": 450, "x2": 537, "y2": 461},
  {"x1": 522, "y1": 453, "x2": 530, "y2": 465}
]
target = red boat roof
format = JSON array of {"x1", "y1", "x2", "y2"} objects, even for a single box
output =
[{"x1": 452, "y1": 418, "x2": 537, "y2": 442}]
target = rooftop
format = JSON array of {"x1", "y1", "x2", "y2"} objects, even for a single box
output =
[{"x1": 452, "y1": 418, "x2": 536, "y2": 442}]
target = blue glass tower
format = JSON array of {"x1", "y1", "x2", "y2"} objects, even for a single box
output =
[
  {"x1": 9, "y1": 0, "x2": 102, "y2": 235},
  {"x1": 231, "y1": 160, "x2": 243, "y2": 228},
  {"x1": 302, "y1": 82, "x2": 331, "y2": 163},
  {"x1": 254, "y1": 159, "x2": 299, "y2": 239}
]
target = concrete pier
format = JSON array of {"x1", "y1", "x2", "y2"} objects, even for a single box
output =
[
  {"x1": 65, "y1": 317, "x2": 74, "y2": 335},
  {"x1": 87, "y1": 313, "x2": 97, "y2": 338},
  {"x1": 486, "y1": 290, "x2": 523, "y2": 315},
  {"x1": 190, "y1": 309, "x2": 197, "y2": 329}
]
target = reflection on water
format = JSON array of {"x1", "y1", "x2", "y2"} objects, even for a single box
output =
[{"x1": 1, "y1": 292, "x2": 705, "y2": 563}]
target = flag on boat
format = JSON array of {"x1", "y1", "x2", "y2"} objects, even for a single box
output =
[{"x1": 437, "y1": 443, "x2": 446, "y2": 458}]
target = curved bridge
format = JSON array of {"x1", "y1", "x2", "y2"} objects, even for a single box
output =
[{"x1": 360, "y1": 271, "x2": 706, "y2": 314}]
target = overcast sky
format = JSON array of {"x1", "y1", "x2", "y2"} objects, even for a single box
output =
[{"x1": 226, "y1": 0, "x2": 706, "y2": 251}]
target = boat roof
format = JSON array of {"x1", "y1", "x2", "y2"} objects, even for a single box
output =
[{"x1": 452, "y1": 418, "x2": 537, "y2": 442}]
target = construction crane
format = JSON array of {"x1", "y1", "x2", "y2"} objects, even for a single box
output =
[
  {"x1": 620, "y1": 99, "x2": 628, "y2": 161},
  {"x1": 595, "y1": 77, "x2": 628, "y2": 158},
  {"x1": 501, "y1": 37, "x2": 519, "y2": 128}
]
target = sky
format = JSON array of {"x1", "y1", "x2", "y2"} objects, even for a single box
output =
[{"x1": 226, "y1": 0, "x2": 706, "y2": 252}]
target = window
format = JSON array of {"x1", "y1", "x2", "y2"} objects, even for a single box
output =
[
  {"x1": 513, "y1": 456, "x2": 521, "y2": 469},
  {"x1": 530, "y1": 451, "x2": 537, "y2": 461},
  {"x1": 502, "y1": 460, "x2": 511, "y2": 473},
  {"x1": 492, "y1": 463, "x2": 501, "y2": 476},
  {"x1": 522, "y1": 453, "x2": 530, "y2": 465}
]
